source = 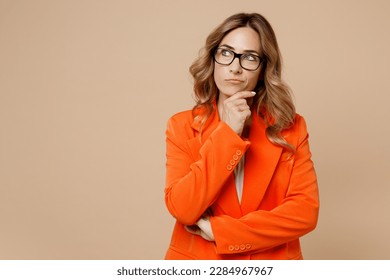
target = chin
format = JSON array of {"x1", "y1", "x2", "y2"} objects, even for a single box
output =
[
  {"x1": 218, "y1": 91, "x2": 235, "y2": 99},
  {"x1": 219, "y1": 86, "x2": 245, "y2": 96}
]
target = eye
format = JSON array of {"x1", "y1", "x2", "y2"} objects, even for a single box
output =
[
  {"x1": 243, "y1": 53, "x2": 258, "y2": 62},
  {"x1": 220, "y1": 49, "x2": 233, "y2": 57}
]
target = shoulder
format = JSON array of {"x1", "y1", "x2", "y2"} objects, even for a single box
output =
[
  {"x1": 293, "y1": 113, "x2": 307, "y2": 129},
  {"x1": 283, "y1": 113, "x2": 310, "y2": 144},
  {"x1": 166, "y1": 109, "x2": 195, "y2": 139},
  {"x1": 168, "y1": 109, "x2": 194, "y2": 123},
  {"x1": 167, "y1": 109, "x2": 194, "y2": 129}
]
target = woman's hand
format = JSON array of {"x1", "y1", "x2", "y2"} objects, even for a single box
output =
[
  {"x1": 185, "y1": 216, "x2": 215, "y2": 241},
  {"x1": 219, "y1": 91, "x2": 256, "y2": 136}
]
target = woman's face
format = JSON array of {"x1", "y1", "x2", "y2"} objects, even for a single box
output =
[{"x1": 214, "y1": 27, "x2": 262, "y2": 99}]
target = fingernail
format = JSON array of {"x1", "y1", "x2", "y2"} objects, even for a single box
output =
[{"x1": 251, "y1": 91, "x2": 256, "y2": 95}]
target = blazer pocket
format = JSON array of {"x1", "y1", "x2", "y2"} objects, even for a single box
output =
[{"x1": 165, "y1": 245, "x2": 197, "y2": 260}]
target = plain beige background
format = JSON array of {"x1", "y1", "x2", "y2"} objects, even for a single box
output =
[{"x1": 1, "y1": 0, "x2": 389, "y2": 259}]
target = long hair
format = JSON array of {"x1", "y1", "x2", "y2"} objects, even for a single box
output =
[{"x1": 189, "y1": 13, "x2": 296, "y2": 152}]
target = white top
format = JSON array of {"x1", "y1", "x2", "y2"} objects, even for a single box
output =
[{"x1": 234, "y1": 156, "x2": 245, "y2": 204}]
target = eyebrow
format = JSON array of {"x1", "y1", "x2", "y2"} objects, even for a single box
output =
[{"x1": 219, "y1": 44, "x2": 261, "y2": 55}]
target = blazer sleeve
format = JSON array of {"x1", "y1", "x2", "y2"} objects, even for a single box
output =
[
  {"x1": 210, "y1": 116, "x2": 319, "y2": 254},
  {"x1": 164, "y1": 114, "x2": 250, "y2": 225}
]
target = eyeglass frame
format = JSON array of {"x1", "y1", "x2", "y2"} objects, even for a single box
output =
[{"x1": 213, "y1": 47, "x2": 263, "y2": 71}]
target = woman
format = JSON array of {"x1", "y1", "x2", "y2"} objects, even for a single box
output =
[{"x1": 164, "y1": 12, "x2": 319, "y2": 260}]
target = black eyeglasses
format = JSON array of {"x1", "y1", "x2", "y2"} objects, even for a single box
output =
[{"x1": 214, "y1": 48, "x2": 262, "y2": 71}]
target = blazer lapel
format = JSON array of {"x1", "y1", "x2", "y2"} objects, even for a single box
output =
[
  {"x1": 186, "y1": 107, "x2": 243, "y2": 217},
  {"x1": 240, "y1": 111, "x2": 283, "y2": 215}
]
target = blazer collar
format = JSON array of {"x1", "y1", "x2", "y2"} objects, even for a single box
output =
[
  {"x1": 190, "y1": 102, "x2": 221, "y2": 142},
  {"x1": 185, "y1": 102, "x2": 219, "y2": 162}
]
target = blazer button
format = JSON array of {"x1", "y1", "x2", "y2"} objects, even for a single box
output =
[
  {"x1": 228, "y1": 245, "x2": 235, "y2": 251},
  {"x1": 245, "y1": 244, "x2": 252, "y2": 249},
  {"x1": 227, "y1": 164, "x2": 233, "y2": 171},
  {"x1": 240, "y1": 244, "x2": 246, "y2": 250},
  {"x1": 229, "y1": 159, "x2": 236, "y2": 165},
  {"x1": 234, "y1": 245, "x2": 240, "y2": 251},
  {"x1": 233, "y1": 154, "x2": 239, "y2": 160},
  {"x1": 236, "y1": 150, "x2": 242, "y2": 156}
]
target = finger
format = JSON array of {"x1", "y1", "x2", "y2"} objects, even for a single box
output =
[
  {"x1": 225, "y1": 98, "x2": 248, "y2": 107},
  {"x1": 243, "y1": 109, "x2": 252, "y2": 119},
  {"x1": 200, "y1": 230, "x2": 214, "y2": 241},
  {"x1": 185, "y1": 224, "x2": 213, "y2": 241},
  {"x1": 227, "y1": 91, "x2": 256, "y2": 101},
  {"x1": 196, "y1": 217, "x2": 215, "y2": 241},
  {"x1": 237, "y1": 104, "x2": 250, "y2": 111},
  {"x1": 229, "y1": 104, "x2": 251, "y2": 115},
  {"x1": 224, "y1": 98, "x2": 248, "y2": 110},
  {"x1": 184, "y1": 225, "x2": 200, "y2": 235}
]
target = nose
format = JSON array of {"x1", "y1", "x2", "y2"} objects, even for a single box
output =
[{"x1": 229, "y1": 57, "x2": 243, "y2": 74}]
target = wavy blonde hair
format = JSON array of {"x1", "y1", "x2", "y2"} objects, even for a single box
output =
[{"x1": 190, "y1": 13, "x2": 296, "y2": 152}]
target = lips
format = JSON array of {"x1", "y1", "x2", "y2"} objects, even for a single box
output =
[{"x1": 225, "y1": 79, "x2": 244, "y2": 84}]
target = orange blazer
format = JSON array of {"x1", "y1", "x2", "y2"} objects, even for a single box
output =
[{"x1": 164, "y1": 107, "x2": 319, "y2": 260}]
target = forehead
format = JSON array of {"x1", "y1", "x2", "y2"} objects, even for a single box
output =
[{"x1": 220, "y1": 27, "x2": 261, "y2": 52}]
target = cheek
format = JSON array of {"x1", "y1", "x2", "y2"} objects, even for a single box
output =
[
  {"x1": 246, "y1": 72, "x2": 260, "y2": 89},
  {"x1": 213, "y1": 66, "x2": 225, "y2": 88}
]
